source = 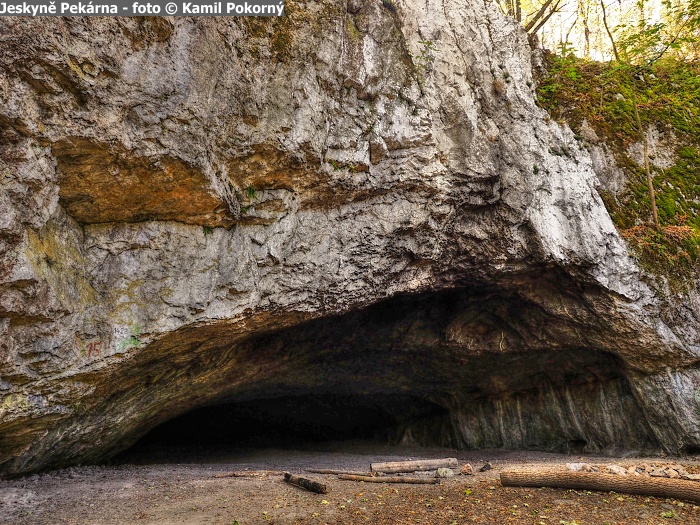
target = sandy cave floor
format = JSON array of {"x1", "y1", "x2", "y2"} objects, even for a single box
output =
[{"x1": 2, "y1": 442, "x2": 700, "y2": 525}]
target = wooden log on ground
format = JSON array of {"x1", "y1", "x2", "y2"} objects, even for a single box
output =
[
  {"x1": 213, "y1": 470, "x2": 284, "y2": 478},
  {"x1": 284, "y1": 472, "x2": 328, "y2": 494},
  {"x1": 500, "y1": 468, "x2": 700, "y2": 503},
  {"x1": 306, "y1": 469, "x2": 374, "y2": 476},
  {"x1": 338, "y1": 474, "x2": 439, "y2": 484},
  {"x1": 370, "y1": 458, "x2": 458, "y2": 474}
]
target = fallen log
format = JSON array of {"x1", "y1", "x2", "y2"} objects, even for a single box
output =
[
  {"x1": 213, "y1": 470, "x2": 284, "y2": 479},
  {"x1": 338, "y1": 474, "x2": 439, "y2": 484},
  {"x1": 370, "y1": 458, "x2": 458, "y2": 474},
  {"x1": 284, "y1": 472, "x2": 328, "y2": 494},
  {"x1": 500, "y1": 468, "x2": 700, "y2": 503},
  {"x1": 306, "y1": 469, "x2": 374, "y2": 476}
]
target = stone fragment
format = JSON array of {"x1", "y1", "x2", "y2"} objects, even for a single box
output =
[
  {"x1": 479, "y1": 462, "x2": 493, "y2": 472},
  {"x1": 672, "y1": 465, "x2": 689, "y2": 477},
  {"x1": 578, "y1": 120, "x2": 600, "y2": 143},
  {"x1": 605, "y1": 465, "x2": 628, "y2": 476},
  {"x1": 460, "y1": 463, "x2": 473, "y2": 475},
  {"x1": 649, "y1": 468, "x2": 668, "y2": 477},
  {"x1": 566, "y1": 463, "x2": 593, "y2": 472},
  {"x1": 436, "y1": 468, "x2": 455, "y2": 478}
]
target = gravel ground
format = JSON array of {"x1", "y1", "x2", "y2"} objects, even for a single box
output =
[{"x1": 2, "y1": 441, "x2": 700, "y2": 524}]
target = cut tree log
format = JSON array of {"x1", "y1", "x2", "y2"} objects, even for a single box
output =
[
  {"x1": 370, "y1": 458, "x2": 458, "y2": 474},
  {"x1": 213, "y1": 470, "x2": 284, "y2": 478},
  {"x1": 283, "y1": 472, "x2": 328, "y2": 494},
  {"x1": 500, "y1": 468, "x2": 700, "y2": 502},
  {"x1": 306, "y1": 469, "x2": 374, "y2": 476},
  {"x1": 338, "y1": 474, "x2": 440, "y2": 484}
]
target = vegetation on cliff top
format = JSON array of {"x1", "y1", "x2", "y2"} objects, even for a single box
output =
[{"x1": 536, "y1": 53, "x2": 700, "y2": 284}]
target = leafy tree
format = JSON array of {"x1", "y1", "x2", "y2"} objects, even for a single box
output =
[
  {"x1": 595, "y1": 0, "x2": 700, "y2": 230},
  {"x1": 496, "y1": 0, "x2": 567, "y2": 35}
]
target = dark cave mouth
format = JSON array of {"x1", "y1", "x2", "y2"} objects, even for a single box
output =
[
  {"x1": 112, "y1": 283, "x2": 645, "y2": 465},
  {"x1": 114, "y1": 393, "x2": 448, "y2": 463}
]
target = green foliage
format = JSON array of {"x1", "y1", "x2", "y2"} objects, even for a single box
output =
[
  {"x1": 245, "y1": 185, "x2": 258, "y2": 200},
  {"x1": 202, "y1": 226, "x2": 214, "y2": 236},
  {"x1": 537, "y1": 54, "x2": 700, "y2": 284},
  {"x1": 615, "y1": 0, "x2": 700, "y2": 65},
  {"x1": 622, "y1": 221, "x2": 700, "y2": 285},
  {"x1": 415, "y1": 40, "x2": 436, "y2": 72}
]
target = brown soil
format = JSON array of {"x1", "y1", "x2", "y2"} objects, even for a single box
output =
[{"x1": 2, "y1": 442, "x2": 700, "y2": 525}]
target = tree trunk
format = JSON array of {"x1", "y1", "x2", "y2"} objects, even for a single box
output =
[
  {"x1": 339, "y1": 474, "x2": 440, "y2": 484},
  {"x1": 500, "y1": 468, "x2": 700, "y2": 502},
  {"x1": 306, "y1": 469, "x2": 373, "y2": 476},
  {"x1": 213, "y1": 470, "x2": 284, "y2": 478},
  {"x1": 370, "y1": 458, "x2": 458, "y2": 474},
  {"x1": 283, "y1": 472, "x2": 328, "y2": 494},
  {"x1": 599, "y1": 0, "x2": 660, "y2": 230},
  {"x1": 632, "y1": 97, "x2": 661, "y2": 231}
]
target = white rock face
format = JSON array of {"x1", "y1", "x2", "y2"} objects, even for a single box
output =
[
  {"x1": 0, "y1": 2, "x2": 699, "y2": 475},
  {"x1": 627, "y1": 125, "x2": 680, "y2": 170}
]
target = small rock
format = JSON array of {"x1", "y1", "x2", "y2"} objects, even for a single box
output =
[
  {"x1": 606, "y1": 465, "x2": 628, "y2": 476},
  {"x1": 436, "y1": 468, "x2": 455, "y2": 478},
  {"x1": 566, "y1": 463, "x2": 593, "y2": 472},
  {"x1": 667, "y1": 469, "x2": 680, "y2": 479},
  {"x1": 346, "y1": 0, "x2": 362, "y2": 13},
  {"x1": 460, "y1": 463, "x2": 473, "y2": 475},
  {"x1": 479, "y1": 462, "x2": 492, "y2": 472},
  {"x1": 649, "y1": 468, "x2": 668, "y2": 477},
  {"x1": 673, "y1": 465, "x2": 689, "y2": 476},
  {"x1": 614, "y1": 93, "x2": 625, "y2": 101},
  {"x1": 578, "y1": 120, "x2": 599, "y2": 143},
  {"x1": 683, "y1": 474, "x2": 700, "y2": 481}
]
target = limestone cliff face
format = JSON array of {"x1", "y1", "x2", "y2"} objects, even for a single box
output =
[{"x1": 1, "y1": 2, "x2": 700, "y2": 476}]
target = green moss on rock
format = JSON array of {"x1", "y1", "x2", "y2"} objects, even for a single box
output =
[{"x1": 537, "y1": 54, "x2": 700, "y2": 285}]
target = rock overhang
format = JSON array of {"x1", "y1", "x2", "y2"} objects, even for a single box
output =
[{"x1": 1, "y1": 0, "x2": 700, "y2": 477}]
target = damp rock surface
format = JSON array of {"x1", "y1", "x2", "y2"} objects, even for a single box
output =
[{"x1": 1, "y1": 1, "x2": 700, "y2": 476}]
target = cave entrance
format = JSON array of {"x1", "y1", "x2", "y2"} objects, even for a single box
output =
[
  {"x1": 109, "y1": 283, "x2": 657, "y2": 466},
  {"x1": 114, "y1": 393, "x2": 447, "y2": 464}
]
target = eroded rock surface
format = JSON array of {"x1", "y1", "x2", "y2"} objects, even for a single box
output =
[{"x1": 1, "y1": 2, "x2": 700, "y2": 476}]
